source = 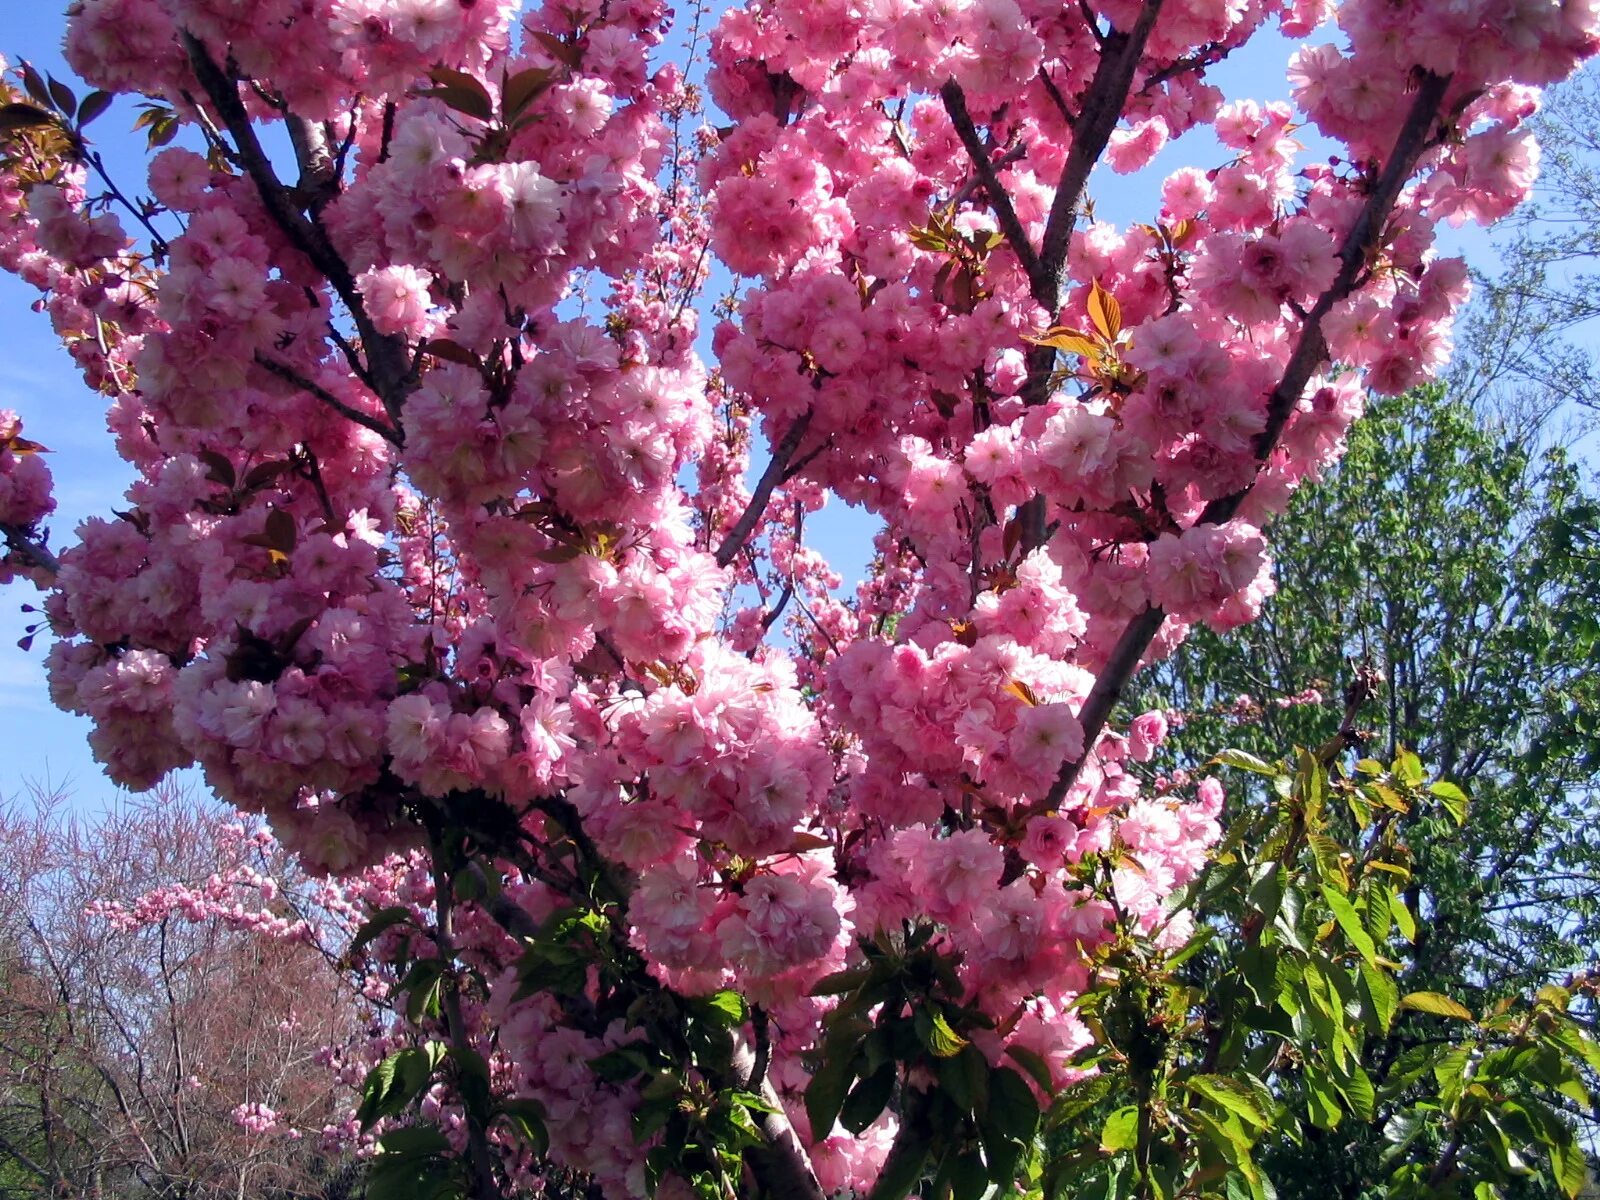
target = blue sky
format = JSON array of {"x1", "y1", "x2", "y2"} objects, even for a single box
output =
[
  {"x1": 0, "y1": 6, "x2": 1501, "y2": 809},
  {"x1": 3, "y1": 11, "x2": 144, "y2": 804}
]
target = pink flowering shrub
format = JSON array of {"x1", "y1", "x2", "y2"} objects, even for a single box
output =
[{"x1": 1, "y1": 1, "x2": 1596, "y2": 1195}]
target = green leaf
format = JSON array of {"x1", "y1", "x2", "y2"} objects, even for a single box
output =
[
  {"x1": 1165, "y1": 925, "x2": 1216, "y2": 969},
  {"x1": 19, "y1": 62, "x2": 51, "y2": 109},
  {"x1": 1211, "y1": 749, "x2": 1280, "y2": 776},
  {"x1": 0, "y1": 102, "x2": 56, "y2": 133},
  {"x1": 589, "y1": 1046, "x2": 652, "y2": 1083},
  {"x1": 918, "y1": 1008, "x2": 969, "y2": 1058},
  {"x1": 377, "y1": 1124, "x2": 451, "y2": 1157},
  {"x1": 1308, "y1": 834, "x2": 1349, "y2": 887},
  {"x1": 732, "y1": 1089, "x2": 780, "y2": 1116},
  {"x1": 1550, "y1": 1133, "x2": 1587, "y2": 1200},
  {"x1": 497, "y1": 1098, "x2": 549, "y2": 1156},
  {"x1": 1360, "y1": 881, "x2": 1394, "y2": 950},
  {"x1": 1247, "y1": 862, "x2": 1285, "y2": 928},
  {"x1": 357, "y1": 1054, "x2": 402, "y2": 1129},
  {"x1": 840, "y1": 1062, "x2": 896, "y2": 1134},
  {"x1": 950, "y1": 1150, "x2": 989, "y2": 1200},
  {"x1": 357, "y1": 1044, "x2": 443, "y2": 1130},
  {"x1": 77, "y1": 89, "x2": 113, "y2": 126},
  {"x1": 1546, "y1": 1019, "x2": 1600, "y2": 1074},
  {"x1": 975, "y1": 1114, "x2": 1025, "y2": 1189},
  {"x1": 936, "y1": 1043, "x2": 990, "y2": 1113},
  {"x1": 1390, "y1": 892, "x2": 1418, "y2": 944},
  {"x1": 809, "y1": 966, "x2": 871, "y2": 996},
  {"x1": 1395, "y1": 752, "x2": 1420, "y2": 790},
  {"x1": 1321, "y1": 884, "x2": 1378, "y2": 965},
  {"x1": 501, "y1": 66, "x2": 555, "y2": 120},
  {"x1": 1187, "y1": 1075, "x2": 1271, "y2": 1131},
  {"x1": 1187, "y1": 1106, "x2": 1253, "y2": 1162},
  {"x1": 1393, "y1": 748, "x2": 1425, "y2": 785},
  {"x1": 401, "y1": 959, "x2": 446, "y2": 1023},
  {"x1": 1399, "y1": 991, "x2": 1475, "y2": 1022},
  {"x1": 1432, "y1": 1045, "x2": 1476, "y2": 1103},
  {"x1": 449, "y1": 1045, "x2": 492, "y2": 1120},
  {"x1": 1536, "y1": 983, "x2": 1572, "y2": 1011},
  {"x1": 1428, "y1": 780, "x2": 1469, "y2": 825},
  {"x1": 1005, "y1": 1044, "x2": 1056, "y2": 1094},
  {"x1": 366, "y1": 1150, "x2": 462, "y2": 1200},
  {"x1": 865, "y1": 1126, "x2": 931, "y2": 1200},
  {"x1": 989, "y1": 1065, "x2": 1040, "y2": 1142},
  {"x1": 350, "y1": 905, "x2": 414, "y2": 955},
  {"x1": 1101, "y1": 1106, "x2": 1140, "y2": 1153},
  {"x1": 422, "y1": 67, "x2": 494, "y2": 121},
  {"x1": 421, "y1": 338, "x2": 482, "y2": 367},
  {"x1": 1303, "y1": 1066, "x2": 1343, "y2": 1131},
  {"x1": 1359, "y1": 960, "x2": 1400, "y2": 1035},
  {"x1": 1296, "y1": 747, "x2": 1327, "y2": 820},
  {"x1": 1047, "y1": 1074, "x2": 1112, "y2": 1130},
  {"x1": 701, "y1": 989, "x2": 749, "y2": 1027},
  {"x1": 1337, "y1": 1064, "x2": 1376, "y2": 1122}
]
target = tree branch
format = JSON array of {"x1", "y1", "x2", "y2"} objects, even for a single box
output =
[
  {"x1": 253, "y1": 353, "x2": 405, "y2": 446},
  {"x1": 1038, "y1": 0, "x2": 1167, "y2": 295},
  {"x1": 1201, "y1": 70, "x2": 1453, "y2": 529},
  {"x1": 0, "y1": 1127, "x2": 52, "y2": 1184},
  {"x1": 180, "y1": 33, "x2": 416, "y2": 426},
  {"x1": 1037, "y1": 71, "x2": 1454, "y2": 812},
  {"x1": 715, "y1": 409, "x2": 813, "y2": 568},
  {"x1": 940, "y1": 81, "x2": 1044, "y2": 290},
  {"x1": 2, "y1": 523, "x2": 60, "y2": 576},
  {"x1": 1041, "y1": 604, "x2": 1167, "y2": 810},
  {"x1": 431, "y1": 849, "x2": 504, "y2": 1200}
]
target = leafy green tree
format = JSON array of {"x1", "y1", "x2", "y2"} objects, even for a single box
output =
[
  {"x1": 1136, "y1": 385, "x2": 1600, "y2": 1199},
  {"x1": 1038, "y1": 738, "x2": 1598, "y2": 1200},
  {"x1": 1144, "y1": 384, "x2": 1600, "y2": 1004}
]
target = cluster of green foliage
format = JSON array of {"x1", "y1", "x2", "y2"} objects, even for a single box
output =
[
  {"x1": 349, "y1": 803, "x2": 798, "y2": 1200},
  {"x1": 1041, "y1": 744, "x2": 1598, "y2": 1200},
  {"x1": 1137, "y1": 381, "x2": 1600, "y2": 1200},
  {"x1": 1146, "y1": 384, "x2": 1600, "y2": 1005}
]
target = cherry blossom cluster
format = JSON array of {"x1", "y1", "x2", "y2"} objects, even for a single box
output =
[
  {"x1": 3, "y1": 0, "x2": 1597, "y2": 1193},
  {"x1": 0, "y1": 410, "x2": 54, "y2": 584}
]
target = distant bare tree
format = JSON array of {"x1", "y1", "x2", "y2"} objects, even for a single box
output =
[{"x1": 0, "y1": 784, "x2": 369, "y2": 1199}]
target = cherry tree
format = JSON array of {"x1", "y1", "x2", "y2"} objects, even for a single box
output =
[{"x1": 0, "y1": 0, "x2": 1594, "y2": 1196}]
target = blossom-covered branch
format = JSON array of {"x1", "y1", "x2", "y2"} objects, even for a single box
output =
[{"x1": 0, "y1": 0, "x2": 1590, "y2": 1194}]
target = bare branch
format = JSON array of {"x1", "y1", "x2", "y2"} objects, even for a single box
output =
[
  {"x1": 2, "y1": 522, "x2": 60, "y2": 575},
  {"x1": 1038, "y1": 0, "x2": 1167, "y2": 296},
  {"x1": 940, "y1": 80, "x2": 1044, "y2": 291},
  {"x1": 253, "y1": 352, "x2": 405, "y2": 446},
  {"x1": 714, "y1": 409, "x2": 813, "y2": 568},
  {"x1": 429, "y1": 845, "x2": 504, "y2": 1200},
  {"x1": 1036, "y1": 66, "x2": 1076, "y2": 129},
  {"x1": 180, "y1": 33, "x2": 416, "y2": 425}
]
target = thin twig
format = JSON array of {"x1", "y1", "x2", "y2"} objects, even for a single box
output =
[
  {"x1": 1037, "y1": 66, "x2": 1076, "y2": 129},
  {"x1": 253, "y1": 352, "x2": 404, "y2": 446}
]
